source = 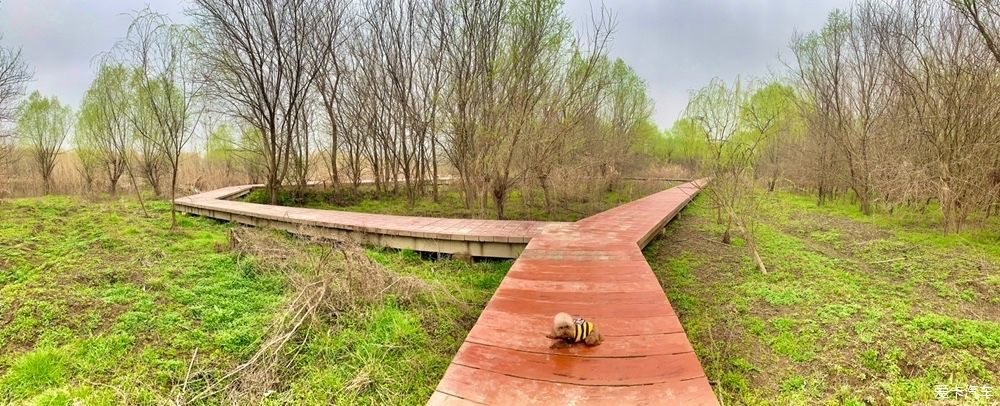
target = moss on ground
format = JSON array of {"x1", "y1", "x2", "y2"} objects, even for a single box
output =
[
  {"x1": 0, "y1": 196, "x2": 509, "y2": 405},
  {"x1": 645, "y1": 192, "x2": 999, "y2": 405}
]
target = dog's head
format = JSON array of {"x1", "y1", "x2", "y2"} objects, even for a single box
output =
[{"x1": 552, "y1": 312, "x2": 575, "y2": 339}]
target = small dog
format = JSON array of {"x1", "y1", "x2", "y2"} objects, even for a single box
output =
[{"x1": 545, "y1": 312, "x2": 604, "y2": 349}]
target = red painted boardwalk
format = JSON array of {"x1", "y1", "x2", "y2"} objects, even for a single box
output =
[
  {"x1": 175, "y1": 180, "x2": 716, "y2": 404},
  {"x1": 429, "y1": 180, "x2": 718, "y2": 405}
]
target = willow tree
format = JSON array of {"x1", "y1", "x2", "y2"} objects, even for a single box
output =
[
  {"x1": 16, "y1": 92, "x2": 72, "y2": 194},
  {"x1": 77, "y1": 65, "x2": 131, "y2": 196},
  {"x1": 685, "y1": 78, "x2": 776, "y2": 274},
  {"x1": 75, "y1": 132, "x2": 102, "y2": 193},
  {"x1": 115, "y1": 10, "x2": 203, "y2": 228},
  {"x1": 663, "y1": 118, "x2": 711, "y2": 173},
  {"x1": 205, "y1": 122, "x2": 237, "y2": 176},
  {"x1": 129, "y1": 68, "x2": 168, "y2": 197}
]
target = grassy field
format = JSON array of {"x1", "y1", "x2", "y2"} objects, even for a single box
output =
[
  {"x1": 0, "y1": 196, "x2": 509, "y2": 405},
  {"x1": 4, "y1": 187, "x2": 997, "y2": 405},
  {"x1": 242, "y1": 180, "x2": 677, "y2": 222},
  {"x1": 646, "y1": 192, "x2": 999, "y2": 405}
]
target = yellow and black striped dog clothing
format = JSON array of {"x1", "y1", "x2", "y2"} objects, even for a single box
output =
[{"x1": 570, "y1": 318, "x2": 594, "y2": 343}]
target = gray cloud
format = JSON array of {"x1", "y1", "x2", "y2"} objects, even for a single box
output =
[
  {"x1": 0, "y1": 0, "x2": 850, "y2": 129},
  {"x1": 0, "y1": 0, "x2": 188, "y2": 108},
  {"x1": 564, "y1": 0, "x2": 852, "y2": 128}
]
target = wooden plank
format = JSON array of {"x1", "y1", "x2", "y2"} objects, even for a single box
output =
[
  {"x1": 435, "y1": 364, "x2": 718, "y2": 405},
  {"x1": 451, "y1": 342, "x2": 706, "y2": 386},
  {"x1": 503, "y1": 270, "x2": 659, "y2": 284},
  {"x1": 427, "y1": 391, "x2": 483, "y2": 405},
  {"x1": 483, "y1": 296, "x2": 672, "y2": 319},
  {"x1": 465, "y1": 323, "x2": 695, "y2": 357},
  {"x1": 491, "y1": 288, "x2": 668, "y2": 305},
  {"x1": 436, "y1": 364, "x2": 716, "y2": 405},
  {"x1": 494, "y1": 277, "x2": 663, "y2": 294},
  {"x1": 471, "y1": 310, "x2": 686, "y2": 337}
]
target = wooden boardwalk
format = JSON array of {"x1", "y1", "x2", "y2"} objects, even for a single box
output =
[
  {"x1": 174, "y1": 185, "x2": 557, "y2": 258},
  {"x1": 429, "y1": 180, "x2": 717, "y2": 405},
  {"x1": 175, "y1": 180, "x2": 716, "y2": 404}
]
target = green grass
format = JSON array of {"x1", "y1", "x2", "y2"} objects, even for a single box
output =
[
  {"x1": 645, "y1": 191, "x2": 999, "y2": 405},
  {"x1": 243, "y1": 181, "x2": 674, "y2": 222},
  {"x1": 0, "y1": 196, "x2": 510, "y2": 404}
]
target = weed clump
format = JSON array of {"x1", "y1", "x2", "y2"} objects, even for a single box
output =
[
  {"x1": 0, "y1": 349, "x2": 66, "y2": 400},
  {"x1": 187, "y1": 227, "x2": 438, "y2": 404}
]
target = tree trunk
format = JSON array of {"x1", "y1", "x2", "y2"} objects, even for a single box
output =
[
  {"x1": 150, "y1": 177, "x2": 162, "y2": 198},
  {"x1": 850, "y1": 182, "x2": 873, "y2": 216},
  {"x1": 170, "y1": 172, "x2": 178, "y2": 230},
  {"x1": 109, "y1": 171, "x2": 118, "y2": 196},
  {"x1": 539, "y1": 174, "x2": 553, "y2": 214},
  {"x1": 431, "y1": 133, "x2": 439, "y2": 202},
  {"x1": 859, "y1": 193, "x2": 872, "y2": 216},
  {"x1": 124, "y1": 163, "x2": 149, "y2": 218},
  {"x1": 721, "y1": 215, "x2": 732, "y2": 244},
  {"x1": 331, "y1": 124, "x2": 339, "y2": 189},
  {"x1": 492, "y1": 182, "x2": 506, "y2": 220}
]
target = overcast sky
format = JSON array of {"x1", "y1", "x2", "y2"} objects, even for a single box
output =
[{"x1": 0, "y1": 0, "x2": 851, "y2": 129}]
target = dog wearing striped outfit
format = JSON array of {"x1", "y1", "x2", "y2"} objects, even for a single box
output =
[{"x1": 545, "y1": 312, "x2": 604, "y2": 349}]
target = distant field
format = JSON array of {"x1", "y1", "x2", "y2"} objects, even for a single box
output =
[
  {"x1": 646, "y1": 193, "x2": 1000, "y2": 405},
  {"x1": 0, "y1": 197, "x2": 510, "y2": 405},
  {"x1": 242, "y1": 180, "x2": 680, "y2": 222}
]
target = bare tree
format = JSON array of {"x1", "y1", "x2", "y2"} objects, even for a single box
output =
[
  {"x1": 479, "y1": 0, "x2": 570, "y2": 219},
  {"x1": 782, "y1": 1, "x2": 1000, "y2": 231},
  {"x1": 185, "y1": 0, "x2": 650, "y2": 219},
  {"x1": 950, "y1": 0, "x2": 1000, "y2": 63},
  {"x1": 876, "y1": 0, "x2": 1000, "y2": 231},
  {"x1": 949, "y1": 1, "x2": 1000, "y2": 218},
  {"x1": 790, "y1": 11, "x2": 852, "y2": 206},
  {"x1": 312, "y1": 0, "x2": 350, "y2": 190},
  {"x1": 0, "y1": 34, "x2": 31, "y2": 170},
  {"x1": 792, "y1": 8, "x2": 895, "y2": 215},
  {"x1": 191, "y1": 0, "x2": 330, "y2": 205},
  {"x1": 439, "y1": 0, "x2": 614, "y2": 219},
  {"x1": 289, "y1": 102, "x2": 315, "y2": 195}
]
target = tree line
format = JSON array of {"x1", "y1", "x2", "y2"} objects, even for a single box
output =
[
  {"x1": 663, "y1": 0, "x2": 1000, "y2": 249},
  {"x1": 192, "y1": 0, "x2": 654, "y2": 219},
  {"x1": 787, "y1": 0, "x2": 1000, "y2": 232},
  {"x1": 0, "y1": 0, "x2": 658, "y2": 221}
]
